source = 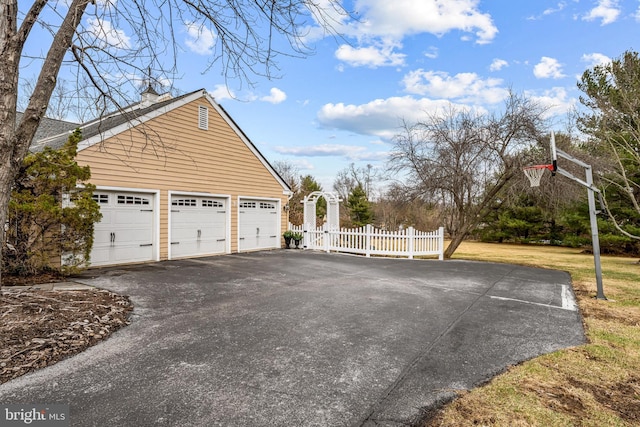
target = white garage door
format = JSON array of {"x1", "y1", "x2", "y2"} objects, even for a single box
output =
[
  {"x1": 238, "y1": 199, "x2": 279, "y2": 251},
  {"x1": 91, "y1": 191, "x2": 155, "y2": 266},
  {"x1": 170, "y1": 196, "x2": 227, "y2": 258}
]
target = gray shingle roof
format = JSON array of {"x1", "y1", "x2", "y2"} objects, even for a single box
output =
[{"x1": 17, "y1": 113, "x2": 79, "y2": 148}]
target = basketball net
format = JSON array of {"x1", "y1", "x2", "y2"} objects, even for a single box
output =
[{"x1": 523, "y1": 165, "x2": 553, "y2": 187}]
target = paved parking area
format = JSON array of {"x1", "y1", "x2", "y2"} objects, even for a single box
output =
[{"x1": 0, "y1": 251, "x2": 585, "y2": 426}]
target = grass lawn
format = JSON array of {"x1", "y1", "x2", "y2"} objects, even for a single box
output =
[{"x1": 423, "y1": 241, "x2": 640, "y2": 427}]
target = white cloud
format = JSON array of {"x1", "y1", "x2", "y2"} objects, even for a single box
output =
[
  {"x1": 424, "y1": 46, "x2": 439, "y2": 59},
  {"x1": 581, "y1": 52, "x2": 611, "y2": 68},
  {"x1": 489, "y1": 58, "x2": 508, "y2": 71},
  {"x1": 402, "y1": 70, "x2": 508, "y2": 104},
  {"x1": 274, "y1": 143, "x2": 389, "y2": 162},
  {"x1": 335, "y1": 43, "x2": 406, "y2": 68},
  {"x1": 583, "y1": 0, "x2": 620, "y2": 25},
  {"x1": 261, "y1": 87, "x2": 287, "y2": 104},
  {"x1": 543, "y1": 2, "x2": 567, "y2": 16},
  {"x1": 185, "y1": 22, "x2": 217, "y2": 55},
  {"x1": 209, "y1": 85, "x2": 236, "y2": 101},
  {"x1": 348, "y1": 0, "x2": 498, "y2": 44},
  {"x1": 533, "y1": 57, "x2": 566, "y2": 79},
  {"x1": 317, "y1": 96, "x2": 473, "y2": 140},
  {"x1": 86, "y1": 18, "x2": 131, "y2": 49},
  {"x1": 299, "y1": 0, "x2": 352, "y2": 43},
  {"x1": 291, "y1": 159, "x2": 316, "y2": 170},
  {"x1": 305, "y1": 0, "x2": 498, "y2": 63},
  {"x1": 526, "y1": 87, "x2": 576, "y2": 118}
]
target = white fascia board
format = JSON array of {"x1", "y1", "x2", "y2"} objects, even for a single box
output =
[{"x1": 204, "y1": 93, "x2": 291, "y2": 193}]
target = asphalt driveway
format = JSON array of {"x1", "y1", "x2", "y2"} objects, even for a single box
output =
[{"x1": 0, "y1": 251, "x2": 585, "y2": 426}]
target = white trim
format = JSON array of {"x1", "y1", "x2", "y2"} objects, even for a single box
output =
[
  {"x1": 93, "y1": 186, "x2": 161, "y2": 263},
  {"x1": 168, "y1": 191, "x2": 231, "y2": 259},
  {"x1": 238, "y1": 195, "x2": 281, "y2": 202},
  {"x1": 237, "y1": 196, "x2": 281, "y2": 253},
  {"x1": 205, "y1": 93, "x2": 290, "y2": 192}
]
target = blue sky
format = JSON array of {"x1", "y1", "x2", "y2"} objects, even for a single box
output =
[{"x1": 21, "y1": 1, "x2": 640, "y2": 191}]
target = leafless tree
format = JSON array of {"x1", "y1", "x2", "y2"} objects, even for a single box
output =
[
  {"x1": 18, "y1": 76, "x2": 110, "y2": 123},
  {"x1": 272, "y1": 159, "x2": 303, "y2": 224},
  {"x1": 389, "y1": 92, "x2": 547, "y2": 258},
  {"x1": 272, "y1": 160, "x2": 300, "y2": 193},
  {"x1": 332, "y1": 163, "x2": 377, "y2": 201},
  {"x1": 374, "y1": 185, "x2": 441, "y2": 231},
  {"x1": 0, "y1": 0, "x2": 347, "y2": 283}
]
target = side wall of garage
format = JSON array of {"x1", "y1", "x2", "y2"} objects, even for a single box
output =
[{"x1": 75, "y1": 95, "x2": 289, "y2": 265}]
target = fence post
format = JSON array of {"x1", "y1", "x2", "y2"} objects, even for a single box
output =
[
  {"x1": 302, "y1": 223, "x2": 308, "y2": 250},
  {"x1": 324, "y1": 227, "x2": 330, "y2": 253},
  {"x1": 408, "y1": 226, "x2": 414, "y2": 259},
  {"x1": 365, "y1": 224, "x2": 372, "y2": 257},
  {"x1": 438, "y1": 226, "x2": 444, "y2": 260}
]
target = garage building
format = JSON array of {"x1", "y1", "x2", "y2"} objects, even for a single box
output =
[{"x1": 32, "y1": 88, "x2": 292, "y2": 267}]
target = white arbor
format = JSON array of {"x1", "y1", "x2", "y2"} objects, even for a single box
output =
[
  {"x1": 301, "y1": 191, "x2": 339, "y2": 251},
  {"x1": 302, "y1": 191, "x2": 340, "y2": 231}
]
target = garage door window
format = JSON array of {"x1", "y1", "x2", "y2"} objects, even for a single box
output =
[
  {"x1": 172, "y1": 199, "x2": 197, "y2": 207},
  {"x1": 239, "y1": 201, "x2": 256, "y2": 209},
  {"x1": 118, "y1": 195, "x2": 150, "y2": 205},
  {"x1": 260, "y1": 202, "x2": 276, "y2": 209},
  {"x1": 92, "y1": 194, "x2": 109, "y2": 204},
  {"x1": 202, "y1": 200, "x2": 224, "y2": 208}
]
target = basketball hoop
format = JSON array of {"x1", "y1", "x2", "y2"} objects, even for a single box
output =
[{"x1": 523, "y1": 164, "x2": 554, "y2": 187}]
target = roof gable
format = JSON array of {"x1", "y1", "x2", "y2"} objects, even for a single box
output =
[{"x1": 31, "y1": 89, "x2": 291, "y2": 193}]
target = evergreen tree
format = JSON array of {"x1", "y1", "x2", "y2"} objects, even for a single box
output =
[
  {"x1": 4, "y1": 129, "x2": 102, "y2": 276},
  {"x1": 300, "y1": 175, "x2": 326, "y2": 223},
  {"x1": 578, "y1": 50, "x2": 640, "y2": 241},
  {"x1": 347, "y1": 184, "x2": 374, "y2": 227}
]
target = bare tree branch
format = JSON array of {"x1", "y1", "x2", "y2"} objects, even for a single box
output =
[{"x1": 388, "y1": 92, "x2": 547, "y2": 258}]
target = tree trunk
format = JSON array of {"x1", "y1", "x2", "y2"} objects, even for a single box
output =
[
  {"x1": 0, "y1": 153, "x2": 17, "y2": 286},
  {"x1": 0, "y1": 0, "x2": 21, "y2": 286},
  {"x1": 0, "y1": 0, "x2": 90, "y2": 285},
  {"x1": 443, "y1": 172, "x2": 517, "y2": 259},
  {"x1": 443, "y1": 233, "x2": 464, "y2": 259}
]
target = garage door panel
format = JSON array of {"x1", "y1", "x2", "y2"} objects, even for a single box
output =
[
  {"x1": 114, "y1": 210, "x2": 152, "y2": 226},
  {"x1": 111, "y1": 243, "x2": 154, "y2": 263},
  {"x1": 238, "y1": 199, "x2": 279, "y2": 251},
  {"x1": 90, "y1": 191, "x2": 156, "y2": 267},
  {"x1": 170, "y1": 196, "x2": 227, "y2": 258}
]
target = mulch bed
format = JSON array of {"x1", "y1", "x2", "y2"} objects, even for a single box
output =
[{"x1": 1, "y1": 288, "x2": 133, "y2": 384}]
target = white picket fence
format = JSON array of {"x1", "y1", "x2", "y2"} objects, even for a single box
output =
[{"x1": 287, "y1": 223, "x2": 444, "y2": 260}]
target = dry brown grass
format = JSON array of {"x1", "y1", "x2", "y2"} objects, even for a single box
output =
[{"x1": 421, "y1": 242, "x2": 640, "y2": 427}]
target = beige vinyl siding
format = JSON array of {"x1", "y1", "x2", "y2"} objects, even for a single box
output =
[{"x1": 76, "y1": 98, "x2": 287, "y2": 259}]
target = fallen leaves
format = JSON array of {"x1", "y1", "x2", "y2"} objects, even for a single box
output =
[{"x1": 1, "y1": 288, "x2": 133, "y2": 384}]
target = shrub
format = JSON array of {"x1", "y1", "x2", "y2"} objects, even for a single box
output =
[{"x1": 4, "y1": 129, "x2": 102, "y2": 276}]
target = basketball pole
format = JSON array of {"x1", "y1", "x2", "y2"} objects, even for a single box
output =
[{"x1": 555, "y1": 148, "x2": 607, "y2": 300}]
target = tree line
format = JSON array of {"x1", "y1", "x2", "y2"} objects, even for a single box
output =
[{"x1": 277, "y1": 51, "x2": 640, "y2": 258}]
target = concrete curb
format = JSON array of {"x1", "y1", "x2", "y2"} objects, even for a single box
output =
[{"x1": 1, "y1": 282, "x2": 94, "y2": 292}]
